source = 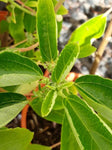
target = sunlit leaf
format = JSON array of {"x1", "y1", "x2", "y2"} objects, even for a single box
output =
[
  {"x1": 52, "y1": 42, "x2": 79, "y2": 83},
  {"x1": 0, "y1": 51, "x2": 42, "y2": 87},
  {"x1": 69, "y1": 15, "x2": 106, "y2": 58}
]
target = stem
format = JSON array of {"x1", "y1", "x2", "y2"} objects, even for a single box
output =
[
  {"x1": 21, "y1": 70, "x2": 49, "y2": 128},
  {"x1": 21, "y1": 104, "x2": 29, "y2": 128},
  {"x1": 15, "y1": 0, "x2": 36, "y2": 14},
  {"x1": 50, "y1": 142, "x2": 61, "y2": 149},
  {"x1": 8, "y1": 0, "x2": 36, "y2": 16},
  {"x1": 90, "y1": 20, "x2": 112, "y2": 74},
  {"x1": 10, "y1": 39, "x2": 27, "y2": 48},
  {"x1": 103, "y1": 7, "x2": 112, "y2": 17},
  {"x1": 54, "y1": 0, "x2": 65, "y2": 13},
  {"x1": 0, "y1": 88, "x2": 7, "y2": 92},
  {"x1": 16, "y1": 42, "x2": 39, "y2": 52}
]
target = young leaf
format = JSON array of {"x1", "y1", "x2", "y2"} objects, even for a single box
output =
[
  {"x1": 0, "y1": 51, "x2": 43, "y2": 87},
  {"x1": 9, "y1": 8, "x2": 25, "y2": 43},
  {"x1": 27, "y1": 144, "x2": 51, "y2": 150},
  {"x1": 75, "y1": 75, "x2": 112, "y2": 125},
  {"x1": 0, "y1": 128, "x2": 33, "y2": 150},
  {"x1": 69, "y1": 15, "x2": 106, "y2": 58},
  {"x1": 0, "y1": 93, "x2": 27, "y2": 128},
  {"x1": 37, "y1": 0, "x2": 57, "y2": 62},
  {"x1": 52, "y1": 42, "x2": 79, "y2": 83},
  {"x1": 30, "y1": 97, "x2": 64, "y2": 124},
  {"x1": 63, "y1": 95, "x2": 112, "y2": 149},
  {"x1": 61, "y1": 115, "x2": 80, "y2": 150},
  {"x1": 41, "y1": 90, "x2": 57, "y2": 117}
]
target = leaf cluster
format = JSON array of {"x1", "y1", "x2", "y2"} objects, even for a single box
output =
[{"x1": 0, "y1": 0, "x2": 112, "y2": 150}]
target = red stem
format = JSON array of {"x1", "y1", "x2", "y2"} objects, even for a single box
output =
[
  {"x1": 21, "y1": 104, "x2": 29, "y2": 128},
  {"x1": 21, "y1": 70, "x2": 50, "y2": 128}
]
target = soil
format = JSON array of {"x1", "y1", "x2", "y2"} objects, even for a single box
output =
[{"x1": 7, "y1": 108, "x2": 61, "y2": 150}]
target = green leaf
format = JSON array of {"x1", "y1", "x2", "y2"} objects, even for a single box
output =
[
  {"x1": 24, "y1": 14, "x2": 36, "y2": 33},
  {"x1": 52, "y1": 0, "x2": 68, "y2": 15},
  {"x1": 64, "y1": 95, "x2": 112, "y2": 149},
  {"x1": 75, "y1": 75, "x2": 112, "y2": 125},
  {"x1": 9, "y1": 8, "x2": 25, "y2": 43},
  {"x1": 30, "y1": 97, "x2": 64, "y2": 124},
  {"x1": 0, "y1": 92, "x2": 27, "y2": 128},
  {"x1": 53, "y1": 96, "x2": 64, "y2": 110},
  {"x1": 0, "y1": 51, "x2": 42, "y2": 87},
  {"x1": 61, "y1": 115, "x2": 80, "y2": 150},
  {"x1": 37, "y1": 0, "x2": 57, "y2": 62},
  {"x1": 41, "y1": 90, "x2": 57, "y2": 117},
  {"x1": 4, "y1": 81, "x2": 38, "y2": 95},
  {"x1": 27, "y1": 144, "x2": 51, "y2": 150},
  {"x1": 52, "y1": 42, "x2": 79, "y2": 83},
  {"x1": 0, "y1": 128, "x2": 33, "y2": 150},
  {"x1": 69, "y1": 15, "x2": 106, "y2": 58},
  {"x1": 78, "y1": 43, "x2": 96, "y2": 58}
]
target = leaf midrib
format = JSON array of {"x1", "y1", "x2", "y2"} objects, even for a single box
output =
[
  {"x1": 54, "y1": 47, "x2": 79, "y2": 82},
  {"x1": 75, "y1": 82, "x2": 112, "y2": 90},
  {"x1": 67, "y1": 99, "x2": 103, "y2": 150},
  {"x1": 75, "y1": 84, "x2": 112, "y2": 107},
  {"x1": 0, "y1": 59, "x2": 41, "y2": 75}
]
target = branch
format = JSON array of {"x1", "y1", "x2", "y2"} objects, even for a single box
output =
[
  {"x1": 8, "y1": 0, "x2": 36, "y2": 16},
  {"x1": 90, "y1": 20, "x2": 112, "y2": 74},
  {"x1": 15, "y1": 0, "x2": 36, "y2": 15},
  {"x1": 10, "y1": 39, "x2": 27, "y2": 48},
  {"x1": 54, "y1": 0, "x2": 65, "y2": 13},
  {"x1": 50, "y1": 142, "x2": 61, "y2": 149},
  {"x1": 18, "y1": 42, "x2": 39, "y2": 52}
]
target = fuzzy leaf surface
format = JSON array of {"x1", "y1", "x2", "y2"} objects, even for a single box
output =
[
  {"x1": 75, "y1": 75, "x2": 112, "y2": 125},
  {"x1": 63, "y1": 95, "x2": 112, "y2": 150},
  {"x1": 52, "y1": 42, "x2": 79, "y2": 83},
  {"x1": 41, "y1": 90, "x2": 57, "y2": 117},
  {"x1": 61, "y1": 115, "x2": 80, "y2": 150},
  {"x1": 0, "y1": 51, "x2": 42, "y2": 87},
  {"x1": 37, "y1": 0, "x2": 57, "y2": 61}
]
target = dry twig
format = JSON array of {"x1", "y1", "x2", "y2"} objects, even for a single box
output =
[
  {"x1": 50, "y1": 142, "x2": 61, "y2": 149},
  {"x1": 15, "y1": 0, "x2": 36, "y2": 15},
  {"x1": 54, "y1": 0, "x2": 65, "y2": 13},
  {"x1": 10, "y1": 39, "x2": 27, "y2": 48},
  {"x1": 90, "y1": 20, "x2": 112, "y2": 74}
]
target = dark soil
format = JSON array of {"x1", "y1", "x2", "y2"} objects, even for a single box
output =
[{"x1": 7, "y1": 108, "x2": 61, "y2": 150}]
